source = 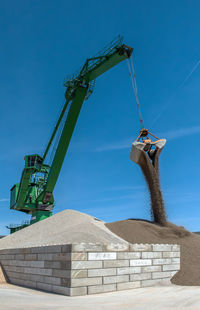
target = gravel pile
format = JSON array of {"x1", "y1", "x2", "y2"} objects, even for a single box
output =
[
  {"x1": 0, "y1": 209, "x2": 127, "y2": 249},
  {"x1": 106, "y1": 219, "x2": 200, "y2": 286}
]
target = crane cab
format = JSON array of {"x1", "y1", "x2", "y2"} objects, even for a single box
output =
[{"x1": 24, "y1": 154, "x2": 43, "y2": 169}]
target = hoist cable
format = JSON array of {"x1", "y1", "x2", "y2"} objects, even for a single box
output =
[{"x1": 126, "y1": 56, "x2": 145, "y2": 129}]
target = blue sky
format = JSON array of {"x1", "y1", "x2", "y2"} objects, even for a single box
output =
[{"x1": 0, "y1": 0, "x2": 200, "y2": 235}]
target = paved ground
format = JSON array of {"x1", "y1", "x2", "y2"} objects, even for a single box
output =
[{"x1": 1, "y1": 284, "x2": 200, "y2": 310}]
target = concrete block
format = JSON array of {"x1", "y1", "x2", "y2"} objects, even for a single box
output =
[
  {"x1": 6, "y1": 271, "x2": 20, "y2": 280},
  {"x1": 5, "y1": 261, "x2": 14, "y2": 266},
  {"x1": 172, "y1": 245, "x2": 180, "y2": 251},
  {"x1": 61, "y1": 244, "x2": 72, "y2": 253},
  {"x1": 71, "y1": 253, "x2": 87, "y2": 261},
  {"x1": 10, "y1": 277, "x2": 23, "y2": 286},
  {"x1": 72, "y1": 261, "x2": 102, "y2": 270},
  {"x1": 117, "y1": 267, "x2": 141, "y2": 275},
  {"x1": 36, "y1": 282, "x2": 52, "y2": 292},
  {"x1": 24, "y1": 254, "x2": 37, "y2": 261},
  {"x1": 117, "y1": 281, "x2": 141, "y2": 291},
  {"x1": 130, "y1": 273, "x2": 151, "y2": 281},
  {"x1": 152, "y1": 271, "x2": 177, "y2": 279},
  {"x1": 9, "y1": 260, "x2": 40, "y2": 268},
  {"x1": 8, "y1": 260, "x2": 30, "y2": 267},
  {"x1": 15, "y1": 254, "x2": 25, "y2": 260},
  {"x1": 162, "y1": 264, "x2": 180, "y2": 271},
  {"x1": 130, "y1": 244, "x2": 152, "y2": 252},
  {"x1": 142, "y1": 266, "x2": 162, "y2": 273},
  {"x1": 117, "y1": 252, "x2": 141, "y2": 259},
  {"x1": 52, "y1": 285, "x2": 70, "y2": 295},
  {"x1": 44, "y1": 261, "x2": 61, "y2": 269},
  {"x1": 38, "y1": 254, "x2": 53, "y2": 261},
  {"x1": 44, "y1": 276, "x2": 61, "y2": 286},
  {"x1": 24, "y1": 267, "x2": 52, "y2": 276},
  {"x1": 18, "y1": 248, "x2": 31, "y2": 254},
  {"x1": 7, "y1": 271, "x2": 30, "y2": 281},
  {"x1": 31, "y1": 247, "x2": 48, "y2": 254},
  {"x1": 142, "y1": 252, "x2": 162, "y2": 259},
  {"x1": 130, "y1": 259, "x2": 152, "y2": 266},
  {"x1": 0, "y1": 250, "x2": 13, "y2": 255},
  {"x1": 0, "y1": 261, "x2": 8, "y2": 268},
  {"x1": 52, "y1": 269, "x2": 71, "y2": 278},
  {"x1": 1, "y1": 260, "x2": 11, "y2": 266},
  {"x1": 59, "y1": 261, "x2": 71, "y2": 269},
  {"x1": 29, "y1": 261, "x2": 45, "y2": 268},
  {"x1": 60, "y1": 278, "x2": 71, "y2": 286},
  {"x1": 88, "y1": 252, "x2": 116, "y2": 260},
  {"x1": 104, "y1": 244, "x2": 129, "y2": 252},
  {"x1": 69, "y1": 287, "x2": 87, "y2": 296},
  {"x1": 19, "y1": 248, "x2": 31, "y2": 254},
  {"x1": 172, "y1": 258, "x2": 180, "y2": 264},
  {"x1": 153, "y1": 258, "x2": 171, "y2": 265},
  {"x1": 88, "y1": 268, "x2": 116, "y2": 277},
  {"x1": 141, "y1": 278, "x2": 171, "y2": 287},
  {"x1": 10, "y1": 260, "x2": 23, "y2": 267},
  {"x1": 88, "y1": 284, "x2": 116, "y2": 294},
  {"x1": 71, "y1": 243, "x2": 103, "y2": 252},
  {"x1": 103, "y1": 275, "x2": 129, "y2": 284},
  {"x1": 11, "y1": 278, "x2": 37, "y2": 288},
  {"x1": 28, "y1": 274, "x2": 45, "y2": 282},
  {"x1": 21, "y1": 280, "x2": 37, "y2": 289},
  {"x1": 52, "y1": 253, "x2": 71, "y2": 261},
  {"x1": 163, "y1": 252, "x2": 180, "y2": 258},
  {"x1": 71, "y1": 277, "x2": 102, "y2": 287},
  {"x1": 42, "y1": 245, "x2": 62, "y2": 253},
  {"x1": 71, "y1": 270, "x2": 88, "y2": 278},
  {"x1": 103, "y1": 260, "x2": 129, "y2": 268},
  {"x1": 158, "y1": 278, "x2": 172, "y2": 285},
  {"x1": 0, "y1": 255, "x2": 15, "y2": 260},
  {"x1": 152, "y1": 245, "x2": 172, "y2": 251},
  {"x1": 3, "y1": 265, "x2": 24, "y2": 273}
]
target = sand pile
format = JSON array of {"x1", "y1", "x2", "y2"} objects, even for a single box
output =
[
  {"x1": 106, "y1": 219, "x2": 200, "y2": 286},
  {"x1": 138, "y1": 147, "x2": 167, "y2": 225},
  {"x1": 0, "y1": 210, "x2": 127, "y2": 249}
]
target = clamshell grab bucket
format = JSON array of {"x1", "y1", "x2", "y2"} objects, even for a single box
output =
[{"x1": 130, "y1": 139, "x2": 166, "y2": 164}]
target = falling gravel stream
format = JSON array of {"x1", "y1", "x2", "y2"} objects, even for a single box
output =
[{"x1": 138, "y1": 148, "x2": 167, "y2": 226}]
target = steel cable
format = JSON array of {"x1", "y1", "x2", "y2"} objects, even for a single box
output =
[{"x1": 126, "y1": 56, "x2": 144, "y2": 129}]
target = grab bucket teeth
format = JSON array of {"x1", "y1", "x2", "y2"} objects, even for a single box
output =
[{"x1": 130, "y1": 139, "x2": 166, "y2": 164}]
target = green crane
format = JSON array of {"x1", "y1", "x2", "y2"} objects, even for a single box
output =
[{"x1": 8, "y1": 36, "x2": 133, "y2": 234}]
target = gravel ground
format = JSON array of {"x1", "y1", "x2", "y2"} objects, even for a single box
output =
[{"x1": 1, "y1": 284, "x2": 200, "y2": 310}]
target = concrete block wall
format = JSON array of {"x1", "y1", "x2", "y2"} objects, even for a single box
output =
[{"x1": 0, "y1": 243, "x2": 180, "y2": 296}]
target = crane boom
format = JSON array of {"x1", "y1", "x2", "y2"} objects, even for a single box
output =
[
  {"x1": 37, "y1": 87, "x2": 88, "y2": 203},
  {"x1": 8, "y1": 36, "x2": 133, "y2": 233}
]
